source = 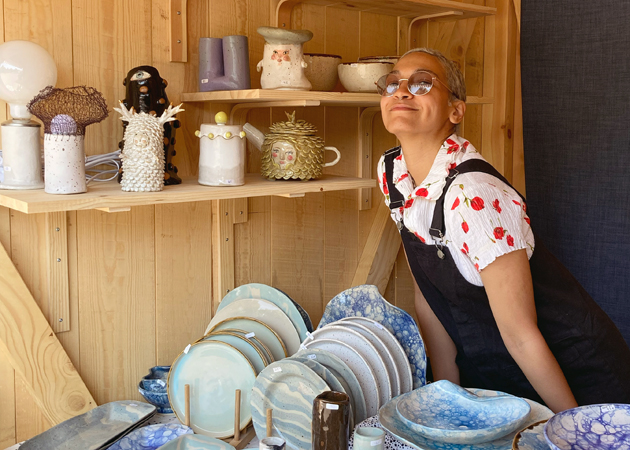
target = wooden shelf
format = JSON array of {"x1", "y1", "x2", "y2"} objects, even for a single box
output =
[
  {"x1": 0, "y1": 174, "x2": 376, "y2": 214},
  {"x1": 276, "y1": 0, "x2": 496, "y2": 20},
  {"x1": 181, "y1": 89, "x2": 493, "y2": 106}
]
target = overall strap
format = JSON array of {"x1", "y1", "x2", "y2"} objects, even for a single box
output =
[
  {"x1": 429, "y1": 159, "x2": 527, "y2": 241},
  {"x1": 383, "y1": 147, "x2": 405, "y2": 210}
]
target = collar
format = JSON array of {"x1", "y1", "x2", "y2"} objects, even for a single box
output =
[{"x1": 392, "y1": 134, "x2": 475, "y2": 202}]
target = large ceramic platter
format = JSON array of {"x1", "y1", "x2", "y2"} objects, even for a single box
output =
[
  {"x1": 159, "y1": 434, "x2": 236, "y2": 450},
  {"x1": 339, "y1": 316, "x2": 413, "y2": 394},
  {"x1": 310, "y1": 325, "x2": 391, "y2": 407},
  {"x1": 303, "y1": 338, "x2": 380, "y2": 417},
  {"x1": 20, "y1": 401, "x2": 156, "y2": 450},
  {"x1": 209, "y1": 317, "x2": 287, "y2": 361},
  {"x1": 108, "y1": 423, "x2": 193, "y2": 450},
  {"x1": 203, "y1": 331, "x2": 268, "y2": 373},
  {"x1": 168, "y1": 340, "x2": 256, "y2": 438},
  {"x1": 206, "y1": 298, "x2": 300, "y2": 355},
  {"x1": 216, "y1": 328, "x2": 274, "y2": 364},
  {"x1": 378, "y1": 389, "x2": 553, "y2": 450},
  {"x1": 319, "y1": 284, "x2": 427, "y2": 388},
  {"x1": 294, "y1": 348, "x2": 368, "y2": 424},
  {"x1": 217, "y1": 283, "x2": 309, "y2": 341},
  {"x1": 332, "y1": 320, "x2": 402, "y2": 397},
  {"x1": 251, "y1": 359, "x2": 330, "y2": 450},
  {"x1": 288, "y1": 355, "x2": 354, "y2": 429}
]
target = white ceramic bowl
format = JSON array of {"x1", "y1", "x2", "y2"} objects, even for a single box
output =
[
  {"x1": 359, "y1": 55, "x2": 399, "y2": 64},
  {"x1": 303, "y1": 53, "x2": 342, "y2": 91},
  {"x1": 338, "y1": 62, "x2": 394, "y2": 93}
]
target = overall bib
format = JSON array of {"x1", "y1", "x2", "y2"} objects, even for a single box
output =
[{"x1": 383, "y1": 146, "x2": 630, "y2": 405}]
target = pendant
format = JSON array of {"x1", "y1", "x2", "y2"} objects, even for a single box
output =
[
  {"x1": 437, "y1": 249, "x2": 445, "y2": 259},
  {"x1": 396, "y1": 220, "x2": 403, "y2": 231}
]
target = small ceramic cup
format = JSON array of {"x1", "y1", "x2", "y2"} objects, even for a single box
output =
[
  {"x1": 353, "y1": 427, "x2": 385, "y2": 450},
  {"x1": 312, "y1": 391, "x2": 350, "y2": 450},
  {"x1": 260, "y1": 436, "x2": 286, "y2": 450}
]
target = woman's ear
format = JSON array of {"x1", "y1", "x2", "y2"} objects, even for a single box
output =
[{"x1": 449, "y1": 100, "x2": 466, "y2": 125}]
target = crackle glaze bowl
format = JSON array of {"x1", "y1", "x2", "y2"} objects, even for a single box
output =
[
  {"x1": 544, "y1": 404, "x2": 630, "y2": 450},
  {"x1": 303, "y1": 53, "x2": 342, "y2": 91},
  {"x1": 338, "y1": 62, "x2": 393, "y2": 93},
  {"x1": 396, "y1": 380, "x2": 531, "y2": 444},
  {"x1": 138, "y1": 365, "x2": 172, "y2": 414}
]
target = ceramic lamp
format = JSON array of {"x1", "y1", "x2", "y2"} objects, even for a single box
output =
[{"x1": 0, "y1": 40, "x2": 57, "y2": 190}]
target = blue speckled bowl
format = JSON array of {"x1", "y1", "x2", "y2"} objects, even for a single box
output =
[
  {"x1": 395, "y1": 380, "x2": 531, "y2": 444},
  {"x1": 544, "y1": 404, "x2": 630, "y2": 450},
  {"x1": 138, "y1": 365, "x2": 172, "y2": 414}
]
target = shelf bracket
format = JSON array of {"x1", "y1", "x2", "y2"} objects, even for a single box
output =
[
  {"x1": 407, "y1": 11, "x2": 464, "y2": 50},
  {"x1": 45, "y1": 212, "x2": 70, "y2": 333},
  {"x1": 274, "y1": 0, "x2": 300, "y2": 28},
  {"x1": 358, "y1": 107, "x2": 380, "y2": 211},
  {"x1": 169, "y1": 0, "x2": 188, "y2": 62}
]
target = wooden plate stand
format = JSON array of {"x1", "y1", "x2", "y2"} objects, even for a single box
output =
[{"x1": 183, "y1": 384, "x2": 257, "y2": 449}]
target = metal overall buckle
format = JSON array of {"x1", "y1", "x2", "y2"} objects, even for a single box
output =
[{"x1": 429, "y1": 228, "x2": 446, "y2": 259}]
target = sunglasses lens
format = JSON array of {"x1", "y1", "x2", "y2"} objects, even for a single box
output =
[
  {"x1": 377, "y1": 74, "x2": 402, "y2": 96},
  {"x1": 408, "y1": 72, "x2": 434, "y2": 95}
]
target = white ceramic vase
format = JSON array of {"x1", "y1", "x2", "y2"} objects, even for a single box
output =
[
  {"x1": 44, "y1": 134, "x2": 87, "y2": 194},
  {"x1": 198, "y1": 123, "x2": 246, "y2": 186},
  {"x1": 0, "y1": 121, "x2": 44, "y2": 190}
]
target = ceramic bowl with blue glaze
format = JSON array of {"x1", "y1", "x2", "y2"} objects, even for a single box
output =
[
  {"x1": 396, "y1": 380, "x2": 531, "y2": 444},
  {"x1": 138, "y1": 365, "x2": 172, "y2": 414},
  {"x1": 108, "y1": 423, "x2": 193, "y2": 450},
  {"x1": 138, "y1": 384, "x2": 172, "y2": 414},
  {"x1": 544, "y1": 404, "x2": 630, "y2": 450}
]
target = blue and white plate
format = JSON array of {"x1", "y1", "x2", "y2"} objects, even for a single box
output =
[
  {"x1": 544, "y1": 404, "x2": 630, "y2": 450},
  {"x1": 378, "y1": 389, "x2": 553, "y2": 450},
  {"x1": 158, "y1": 434, "x2": 236, "y2": 450},
  {"x1": 319, "y1": 285, "x2": 426, "y2": 388},
  {"x1": 108, "y1": 423, "x2": 193, "y2": 450},
  {"x1": 251, "y1": 359, "x2": 330, "y2": 450},
  {"x1": 513, "y1": 421, "x2": 550, "y2": 450},
  {"x1": 396, "y1": 380, "x2": 531, "y2": 444},
  {"x1": 294, "y1": 348, "x2": 368, "y2": 424},
  {"x1": 217, "y1": 283, "x2": 310, "y2": 341}
]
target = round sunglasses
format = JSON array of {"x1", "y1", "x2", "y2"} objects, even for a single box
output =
[{"x1": 376, "y1": 70, "x2": 455, "y2": 97}]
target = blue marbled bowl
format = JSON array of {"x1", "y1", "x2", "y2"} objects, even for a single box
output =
[
  {"x1": 108, "y1": 423, "x2": 193, "y2": 450},
  {"x1": 544, "y1": 404, "x2": 630, "y2": 450},
  {"x1": 138, "y1": 365, "x2": 172, "y2": 414},
  {"x1": 138, "y1": 385, "x2": 172, "y2": 414},
  {"x1": 395, "y1": 380, "x2": 531, "y2": 444}
]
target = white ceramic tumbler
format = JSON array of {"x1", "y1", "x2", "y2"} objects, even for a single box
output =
[
  {"x1": 353, "y1": 427, "x2": 385, "y2": 450},
  {"x1": 44, "y1": 134, "x2": 87, "y2": 194},
  {"x1": 0, "y1": 121, "x2": 43, "y2": 190}
]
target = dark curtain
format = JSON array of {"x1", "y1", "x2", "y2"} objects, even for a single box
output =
[{"x1": 521, "y1": 1, "x2": 630, "y2": 344}]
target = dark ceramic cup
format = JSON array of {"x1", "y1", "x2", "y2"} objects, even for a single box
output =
[{"x1": 312, "y1": 391, "x2": 350, "y2": 450}]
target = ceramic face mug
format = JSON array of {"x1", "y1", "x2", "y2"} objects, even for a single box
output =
[
  {"x1": 353, "y1": 427, "x2": 385, "y2": 450},
  {"x1": 312, "y1": 391, "x2": 350, "y2": 450}
]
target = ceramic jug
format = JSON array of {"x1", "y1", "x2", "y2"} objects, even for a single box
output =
[
  {"x1": 195, "y1": 111, "x2": 247, "y2": 186},
  {"x1": 243, "y1": 111, "x2": 340, "y2": 180},
  {"x1": 312, "y1": 391, "x2": 350, "y2": 450},
  {"x1": 257, "y1": 27, "x2": 313, "y2": 90}
]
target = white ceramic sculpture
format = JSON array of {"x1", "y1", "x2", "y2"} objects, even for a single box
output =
[
  {"x1": 257, "y1": 27, "x2": 313, "y2": 90},
  {"x1": 44, "y1": 134, "x2": 87, "y2": 194},
  {"x1": 115, "y1": 102, "x2": 184, "y2": 192},
  {"x1": 195, "y1": 111, "x2": 247, "y2": 186}
]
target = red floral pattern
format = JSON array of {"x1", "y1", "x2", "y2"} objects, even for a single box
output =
[
  {"x1": 404, "y1": 199, "x2": 414, "y2": 209},
  {"x1": 492, "y1": 199, "x2": 502, "y2": 213},
  {"x1": 461, "y1": 242, "x2": 469, "y2": 254},
  {"x1": 471, "y1": 197, "x2": 485, "y2": 211},
  {"x1": 493, "y1": 227, "x2": 505, "y2": 240},
  {"x1": 507, "y1": 235, "x2": 514, "y2": 247},
  {"x1": 416, "y1": 188, "x2": 428, "y2": 197},
  {"x1": 451, "y1": 197, "x2": 460, "y2": 210}
]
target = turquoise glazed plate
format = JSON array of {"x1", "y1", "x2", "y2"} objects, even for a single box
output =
[
  {"x1": 319, "y1": 284, "x2": 427, "y2": 388},
  {"x1": 217, "y1": 283, "x2": 310, "y2": 341},
  {"x1": 159, "y1": 434, "x2": 236, "y2": 450},
  {"x1": 396, "y1": 380, "x2": 531, "y2": 444},
  {"x1": 168, "y1": 340, "x2": 256, "y2": 438},
  {"x1": 203, "y1": 331, "x2": 268, "y2": 373},
  {"x1": 378, "y1": 389, "x2": 553, "y2": 450},
  {"x1": 209, "y1": 317, "x2": 287, "y2": 361},
  {"x1": 251, "y1": 359, "x2": 330, "y2": 450},
  {"x1": 294, "y1": 348, "x2": 368, "y2": 424}
]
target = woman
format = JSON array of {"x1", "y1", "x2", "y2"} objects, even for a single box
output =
[{"x1": 377, "y1": 48, "x2": 630, "y2": 412}]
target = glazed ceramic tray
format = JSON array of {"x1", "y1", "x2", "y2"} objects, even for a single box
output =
[
  {"x1": 20, "y1": 401, "x2": 156, "y2": 450},
  {"x1": 378, "y1": 389, "x2": 553, "y2": 450},
  {"x1": 319, "y1": 284, "x2": 427, "y2": 388},
  {"x1": 251, "y1": 359, "x2": 330, "y2": 450},
  {"x1": 168, "y1": 340, "x2": 256, "y2": 438},
  {"x1": 159, "y1": 434, "x2": 237, "y2": 450},
  {"x1": 107, "y1": 423, "x2": 193, "y2": 450}
]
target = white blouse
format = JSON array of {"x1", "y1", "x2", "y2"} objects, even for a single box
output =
[{"x1": 377, "y1": 134, "x2": 535, "y2": 286}]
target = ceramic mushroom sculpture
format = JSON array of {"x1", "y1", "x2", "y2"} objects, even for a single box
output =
[{"x1": 257, "y1": 27, "x2": 313, "y2": 90}]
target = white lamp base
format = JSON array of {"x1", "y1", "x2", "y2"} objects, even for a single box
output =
[{"x1": 0, "y1": 120, "x2": 44, "y2": 190}]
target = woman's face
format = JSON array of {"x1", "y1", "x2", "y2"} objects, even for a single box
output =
[
  {"x1": 380, "y1": 52, "x2": 458, "y2": 139},
  {"x1": 271, "y1": 141, "x2": 297, "y2": 167}
]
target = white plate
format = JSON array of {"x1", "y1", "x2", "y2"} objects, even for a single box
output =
[
  {"x1": 309, "y1": 325, "x2": 391, "y2": 407},
  {"x1": 303, "y1": 338, "x2": 380, "y2": 417},
  {"x1": 208, "y1": 317, "x2": 287, "y2": 361},
  {"x1": 167, "y1": 340, "x2": 256, "y2": 438},
  {"x1": 339, "y1": 316, "x2": 412, "y2": 393},
  {"x1": 332, "y1": 321, "x2": 401, "y2": 397},
  {"x1": 205, "y1": 298, "x2": 301, "y2": 355}
]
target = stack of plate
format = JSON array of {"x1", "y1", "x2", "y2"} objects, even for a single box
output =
[{"x1": 167, "y1": 283, "x2": 313, "y2": 439}]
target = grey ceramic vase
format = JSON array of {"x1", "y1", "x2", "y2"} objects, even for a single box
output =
[
  {"x1": 312, "y1": 391, "x2": 350, "y2": 450},
  {"x1": 199, "y1": 35, "x2": 251, "y2": 91}
]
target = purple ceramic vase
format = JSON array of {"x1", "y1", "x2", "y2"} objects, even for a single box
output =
[{"x1": 199, "y1": 36, "x2": 251, "y2": 91}]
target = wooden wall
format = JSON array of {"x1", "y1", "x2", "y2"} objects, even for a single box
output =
[{"x1": 0, "y1": 0, "x2": 520, "y2": 446}]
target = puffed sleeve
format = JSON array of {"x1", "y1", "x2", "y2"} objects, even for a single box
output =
[{"x1": 444, "y1": 173, "x2": 535, "y2": 272}]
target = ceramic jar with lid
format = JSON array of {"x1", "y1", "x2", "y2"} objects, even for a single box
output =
[{"x1": 196, "y1": 111, "x2": 247, "y2": 186}]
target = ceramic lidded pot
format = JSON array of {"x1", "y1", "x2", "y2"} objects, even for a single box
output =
[
  {"x1": 195, "y1": 111, "x2": 247, "y2": 186},
  {"x1": 243, "y1": 111, "x2": 341, "y2": 180},
  {"x1": 257, "y1": 27, "x2": 313, "y2": 90},
  {"x1": 312, "y1": 391, "x2": 350, "y2": 450},
  {"x1": 303, "y1": 53, "x2": 342, "y2": 91}
]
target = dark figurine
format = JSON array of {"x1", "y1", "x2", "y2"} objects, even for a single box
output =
[{"x1": 119, "y1": 65, "x2": 182, "y2": 185}]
